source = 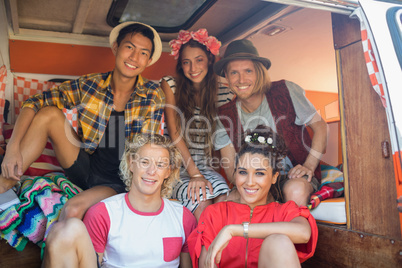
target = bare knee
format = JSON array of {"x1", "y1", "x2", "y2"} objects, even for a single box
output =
[
  {"x1": 261, "y1": 234, "x2": 294, "y2": 252},
  {"x1": 259, "y1": 234, "x2": 300, "y2": 268},
  {"x1": 34, "y1": 106, "x2": 65, "y2": 125},
  {"x1": 46, "y1": 218, "x2": 85, "y2": 251},
  {"x1": 60, "y1": 199, "x2": 88, "y2": 221},
  {"x1": 283, "y1": 178, "x2": 313, "y2": 206}
]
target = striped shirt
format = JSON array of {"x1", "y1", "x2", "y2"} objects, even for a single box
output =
[
  {"x1": 22, "y1": 72, "x2": 165, "y2": 154},
  {"x1": 160, "y1": 76, "x2": 233, "y2": 173}
]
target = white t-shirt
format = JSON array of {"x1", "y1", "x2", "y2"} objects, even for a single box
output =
[{"x1": 83, "y1": 193, "x2": 197, "y2": 268}]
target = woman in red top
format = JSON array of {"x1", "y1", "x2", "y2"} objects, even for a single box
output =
[{"x1": 188, "y1": 125, "x2": 318, "y2": 267}]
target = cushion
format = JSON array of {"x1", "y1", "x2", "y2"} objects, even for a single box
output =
[
  {"x1": 308, "y1": 165, "x2": 346, "y2": 224},
  {"x1": 310, "y1": 197, "x2": 346, "y2": 224},
  {"x1": 308, "y1": 165, "x2": 344, "y2": 209},
  {"x1": 13, "y1": 76, "x2": 60, "y2": 116}
]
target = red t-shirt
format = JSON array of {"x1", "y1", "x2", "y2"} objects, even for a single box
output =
[{"x1": 188, "y1": 201, "x2": 318, "y2": 267}]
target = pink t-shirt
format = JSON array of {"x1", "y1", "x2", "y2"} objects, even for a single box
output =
[{"x1": 84, "y1": 193, "x2": 196, "y2": 267}]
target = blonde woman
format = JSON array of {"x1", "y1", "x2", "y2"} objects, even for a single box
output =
[{"x1": 43, "y1": 134, "x2": 196, "y2": 268}]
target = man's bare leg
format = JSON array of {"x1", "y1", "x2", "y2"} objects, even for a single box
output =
[
  {"x1": 1, "y1": 107, "x2": 119, "y2": 220},
  {"x1": 42, "y1": 218, "x2": 98, "y2": 268},
  {"x1": 59, "y1": 186, "x2": 117, "y2": 221},
  {"x1": 0, "y1": 106, "x2": 81, "y2": 193}
]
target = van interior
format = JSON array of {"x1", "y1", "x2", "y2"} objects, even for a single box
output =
[
  {"x1": 1, "y1": 0, "x2": 401, "y2": 267},
  {"x1": 3, "y1": 0, "x2": 342, "y2": 164}
]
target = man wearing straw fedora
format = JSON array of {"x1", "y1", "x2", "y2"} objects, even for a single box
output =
[
  {"x1": 214, "y1": 39, "x2": 327, "y2": 206},
  {"x1": 0, "y1": 22, "x2": 165, "y2": 220}
]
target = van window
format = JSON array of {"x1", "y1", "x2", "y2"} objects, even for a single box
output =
[
  {"x1": 107, "y1": 0, "x2": 216, "y2": 32},
  {"x1": 386, "y1": 7, "x2": 402, "y2": 69}
]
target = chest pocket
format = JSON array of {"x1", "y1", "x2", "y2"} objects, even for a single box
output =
[{"x1": 163, "y1": 237, "x2": 182, "y2": 262}]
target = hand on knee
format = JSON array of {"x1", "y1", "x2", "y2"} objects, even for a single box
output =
[{"x1": 283, "y1": 178, "x2": 313, "y2": 206}]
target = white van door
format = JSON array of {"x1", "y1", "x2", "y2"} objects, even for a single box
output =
[{"x1": 356, "y1": 0, "x2": 402, "y2": 215}]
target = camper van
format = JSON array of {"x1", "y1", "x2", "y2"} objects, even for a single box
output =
[{"x1": 0, "y1": 0, "x2": 401, "y2": 267}]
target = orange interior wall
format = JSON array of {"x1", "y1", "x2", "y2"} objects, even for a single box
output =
[
  {"x1": 305, "y1": 90, "x2": 342, "y2": 166},
  {"x1": 305, "y1": 90, "x2": 339, "y2": 122},
  {"x1": 9, "y1": 40, "x2": 177, "y2": 80}
]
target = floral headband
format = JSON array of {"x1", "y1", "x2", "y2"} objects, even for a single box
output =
[
  {"x1": 169, "y1": 28, "x2": 221, "y2": 59},
  {"x1": 245, "y1": 133, "x2": 275, "y2": 148}
]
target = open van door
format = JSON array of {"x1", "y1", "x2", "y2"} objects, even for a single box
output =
[
  {"x1": 354, "y1": 0, "x2": 402, "y2": 231},
  {"x1": 304, "y1": 0, "x2": 402, "y2": 266}
]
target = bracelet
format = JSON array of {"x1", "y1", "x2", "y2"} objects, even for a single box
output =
[
  {"x1": 190, "y1": 174, "x2": 203, "y2": 178},
  {"x1": 242, "y1": 222, "x2": 249, "y2": 239}
]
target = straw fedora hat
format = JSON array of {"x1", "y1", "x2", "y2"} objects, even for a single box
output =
[
  {"x1": 214, "y1": 39, "x2": 271, "y2": 77},
  {"x1": 109, "y1": 21, "x2": 162, "y2": 66}
]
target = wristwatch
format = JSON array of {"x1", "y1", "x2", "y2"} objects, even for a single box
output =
[{"x1": 242, "y1": 222, "x2": 249, "y2": 239}]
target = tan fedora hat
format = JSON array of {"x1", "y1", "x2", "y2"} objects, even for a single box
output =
[
  {"x1": 214, "y1": 39, "x2": 271, "y2": 77},
  {"x1": 109, "y1": 21, "x2": 162, "y2": 66}
]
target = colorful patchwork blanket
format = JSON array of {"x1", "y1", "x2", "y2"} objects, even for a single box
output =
[
  {"x1": 308, "y1": 165, "x2": 344, "y2": 209},
  {"x1": 0, "y1": 174, "x2": 81, "y2": 251}
]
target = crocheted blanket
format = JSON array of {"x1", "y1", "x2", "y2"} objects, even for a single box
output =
[
  {"x1": 308, "y1": 165, "x2": 344, "y2": 209},
  {"x1": 0, "y1": 174, "x2": 81, "y2": 251}
]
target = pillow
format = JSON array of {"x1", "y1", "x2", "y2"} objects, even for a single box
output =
[
  {"x1": 308, "y1": 164, "x2": 344, "y2": 209},
  {"x1": 310, "y1": 197, "x2": 346, "y2": 224},
  {"x1": 13, "y1": 77, "x2": 60, "y2": 116}
]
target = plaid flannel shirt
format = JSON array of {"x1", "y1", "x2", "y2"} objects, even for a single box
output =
[{"x1": 22, "y1": 72, "x2": 165, "y2": 154}]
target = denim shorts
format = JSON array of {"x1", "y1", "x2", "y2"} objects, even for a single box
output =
[{"x1": 63, "y1": 149, "x2": 126, "y2": 194}]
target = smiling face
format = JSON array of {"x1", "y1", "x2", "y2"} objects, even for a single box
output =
[
  {"x1": 129, "y1": 144, "x2": 171, "y2": 199},
  {"x1": 225, "y1": 59, "x2": 260, "y2": 100},
  {"x1": 181, "y1": 46, "x2": 210, "y2": 89},
  {"x1": 235, "y1": 152, "x2": 279, "y2": 209},
  {"x1": 112, "y1": 32, "x2": 153, "y2": 80}
]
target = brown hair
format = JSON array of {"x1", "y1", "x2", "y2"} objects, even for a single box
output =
[
  {"x1": 174, "y1": 39, "x2": 218, "y2": 160},
  {"x1": 235, "y1": 125, "x2": 288, "y2": 200}
]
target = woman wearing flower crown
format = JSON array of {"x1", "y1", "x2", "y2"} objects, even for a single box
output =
[
  {"x1": 160, "y1": 29, "x2": 232, "y2": 220},
  {"x1": 187, "y1": 125, "x2": 318, "y2": 267}
]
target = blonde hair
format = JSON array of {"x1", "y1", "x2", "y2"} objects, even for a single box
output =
[
  {"x1": 119, "y1": 134, "x2": 182, "y2": 198},
  {"x1": 252, "y1": 61, "x2": 271, "y2": 94}
]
